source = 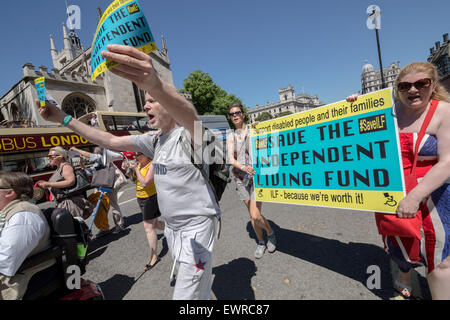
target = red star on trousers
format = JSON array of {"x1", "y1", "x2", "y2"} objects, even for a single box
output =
[{"x1": 194, "y1": 259, "x2": 206, "y2": 273}]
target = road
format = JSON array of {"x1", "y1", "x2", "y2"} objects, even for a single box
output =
[{"x1": 79, "y1": 183, "x2": 430, "y2": 300}]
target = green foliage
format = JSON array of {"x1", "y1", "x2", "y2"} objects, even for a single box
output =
[
  {"x1": 255, "y1": 112, "x2": 273, "y2": 122},
  {"x1": 275, "y1": 111, "x2": 293, "y2": 118},
  {"x1": 181, "y1": 70, "x2": 218, "y2": 115},
  {"x1": 182, "y1": 70, "x2": 246, "y2": 126}
]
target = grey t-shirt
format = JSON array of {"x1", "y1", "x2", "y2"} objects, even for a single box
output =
[{"x1": 130, "y1": 126, "x2": 220, "y2": 230}]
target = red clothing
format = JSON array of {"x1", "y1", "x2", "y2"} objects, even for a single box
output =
[
  {"x1": 384, "y1": 132, "x2": 449, "y2": 274},
  {"x1": 399, "y1": 133, "x2": 436, "y2": 179}
]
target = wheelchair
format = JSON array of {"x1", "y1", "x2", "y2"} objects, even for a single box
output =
[{"x1": 18, "y1": 207, "x2": 104, "y2": 300}]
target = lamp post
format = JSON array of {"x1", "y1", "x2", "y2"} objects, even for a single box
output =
[{"x1": 367, "y1": 5, "x2": 386, "y2": 89}]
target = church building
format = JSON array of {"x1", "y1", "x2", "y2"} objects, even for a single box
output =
[{"x1": 0, "y1": 16, "x2": 175, "y2": 126}]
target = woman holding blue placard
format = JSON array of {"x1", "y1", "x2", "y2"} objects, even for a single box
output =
[{"x1": 348, "y1": 62, "x2": 450, "y2": 300}]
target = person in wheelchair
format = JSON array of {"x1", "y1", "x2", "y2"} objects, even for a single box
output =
[
  {"x1": 0, "y1": 171, "x2": 53, "y2": 300},
  {"x1": 1, "y1": 171, "x2": 103, "y2": 300},
  {"x1": 38, "y1": 147, "x2": 94, "y2": 220}
]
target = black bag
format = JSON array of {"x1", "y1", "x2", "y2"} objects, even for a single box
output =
[
  {"x1": 63, "y1": 169, "x2": 91, "y2": 196},
  {"x1": 179, "y1": 128, "x2": 231, "y2": 204},
  {"x1": 91, "y1": 162, "x2": 116, "y2": 189},
  {"x1": 207, "y1": 162, "x2": 231, "y2": 203}
]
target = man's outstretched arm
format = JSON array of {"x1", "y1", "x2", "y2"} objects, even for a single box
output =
[{"x1": 36, "y1": 99, "x2": 138, "y2": 153}]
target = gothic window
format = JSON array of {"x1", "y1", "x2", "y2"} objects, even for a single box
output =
[
  {"x1": 62, "y1": 93, "x2": 96, "y2": 119},
  {"x1": 133, "y1": 83, "x2": 146, "y2": 112},
  {"x1": 10, "y1": 103, "x2": 19, "y2": 121},
  {"x1": 284, "y1": 95, "x2": 287, "y2": 101}
]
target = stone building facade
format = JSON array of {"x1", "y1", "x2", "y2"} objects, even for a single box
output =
[
  {"x1": 0, "y1": 23, "x2": 174, "y2": 126},
  {"x1": 428, "y1": 33, "x2": 450, "y2": 92},
  {"x1": 248, "y1": 85, "x2": 325, "y2": 122},
  {"x1": 361, "y1": 60, "x2": 401, "y2": 94}
]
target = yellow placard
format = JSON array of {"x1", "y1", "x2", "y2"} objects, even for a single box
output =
[
  {"x1": 255, "y1": 188, "x2": 403, "y2": 213},
  {"x1": 252, "y1": 89, "x2": 393, "y2": 137},
  {"x1": 250, "y1": 88, "x2": 405, "y2": 214}
]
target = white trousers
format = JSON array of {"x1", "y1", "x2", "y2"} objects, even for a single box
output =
[{"x1": 165, "y1": 217, "x2": 215, "y2": 300}]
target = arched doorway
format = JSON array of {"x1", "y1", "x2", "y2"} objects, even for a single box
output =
[{"x1": 62, "y1": 93, "x2": 96, "y2": 119}]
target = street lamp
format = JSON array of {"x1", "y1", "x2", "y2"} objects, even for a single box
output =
[{"x1": 367, "y1": 5, "x2": 386, "y2": 89}]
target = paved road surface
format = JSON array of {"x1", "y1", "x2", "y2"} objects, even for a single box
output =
[{"x1": 78, "y1": 183, "x2": 430, "y2": 300}]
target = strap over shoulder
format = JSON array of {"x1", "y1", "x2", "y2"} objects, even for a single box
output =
[{"x1": 411, "y1": 99, "x2": 439, "y2": 174}]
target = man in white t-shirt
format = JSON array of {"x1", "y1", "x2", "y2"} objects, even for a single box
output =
[{"x1": 36, "y1": 44, "x2": 219, "y2": 300}]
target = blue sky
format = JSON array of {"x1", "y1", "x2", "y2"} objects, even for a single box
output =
[{"x1": 0, "y1": 0, "x2": 448, "y2": 108}]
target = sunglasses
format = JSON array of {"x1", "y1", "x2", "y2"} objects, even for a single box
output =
[
  {"x1": 229, "y1": 111, "x2": 243, "y2": 117},
  {"x1": 397, "y1": 78, "x2": 433, "y2": 92},
  {"x1": 0, "y1": 183, "x2": 12, "y2": 190},
  {"x1": 48, "y1": 155, "x2": 58, "y2": 159}
]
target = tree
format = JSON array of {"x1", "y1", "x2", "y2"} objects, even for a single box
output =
[
  {"x1": 276, "y1": 111, "x2": 293, "y2": 118},
  {"x1": 181, "y1": 70, "x2": 219, "y2": 115},
  {"x1": 255, "y1": 112, "x2": 273, "y2": 122},
  {"x1": 182, "y1": 70, "x2": 246, "y2": 125}
]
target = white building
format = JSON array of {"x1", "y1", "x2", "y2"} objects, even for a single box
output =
[
  {"x1": 361, "y1": 60, "x2": 401, "y2": 94},
  {"x1": 248, "y1": 85, "x2": 325, "y2": 122},
  {"x1": 428, "y1": 33, "x2": 450, "y2": 91}
]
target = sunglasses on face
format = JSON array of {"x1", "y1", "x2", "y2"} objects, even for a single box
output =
[
  {"x1": 397, "y1": 78, "x2": 433, "y2": 92},
  {"x1": 0, "y1": 182, "x2": 12, "y2": 190},
  {"x1": 229, "y1": 111, "x2": 243, "y2": 117},
  {"x1": 48, "y1": 155, "x2": 58, "y2": 159}
]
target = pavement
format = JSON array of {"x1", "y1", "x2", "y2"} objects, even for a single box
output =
[{"x1": 74, "y1": 183, "x2": 431, "y2": 300}]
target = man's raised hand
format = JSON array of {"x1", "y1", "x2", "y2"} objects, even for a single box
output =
[
  {"x1": 36, "y1": 99, "x2": 66, "y2": 124},
  {"x1": 100, "y1": 44, "x2": 161, "y2": 92}
]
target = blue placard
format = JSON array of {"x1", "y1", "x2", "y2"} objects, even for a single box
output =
[
  {"x1": 251, "y1": 88, "x2": 405, "y2": 213},
  {"x1": 34, "y1": 77, "x2": 46, "y2": 107},
  {"x1": 90, "y1": 0, "x2": 157, "y2": 81}
]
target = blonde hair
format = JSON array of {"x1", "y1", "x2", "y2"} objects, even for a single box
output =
[
  {"x1": 394, "y1": 62, "x2": 450, "y2": 102},
  {"x1": 49, "y1": 146, "x2": 68, "y2": 161}
]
